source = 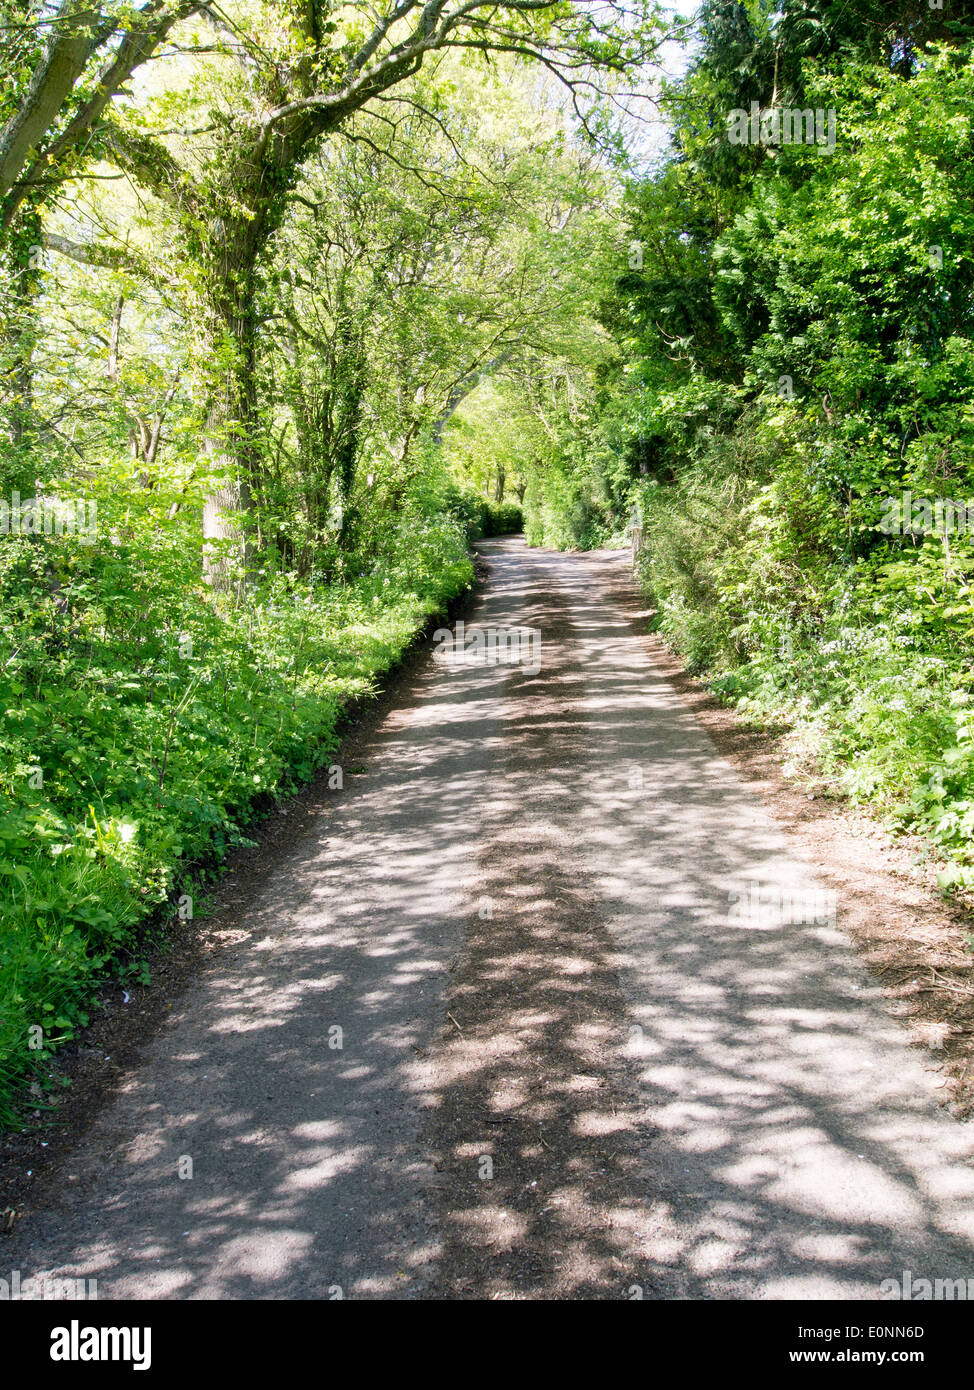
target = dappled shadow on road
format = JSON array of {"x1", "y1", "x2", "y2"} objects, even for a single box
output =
[
  {"x1": 427, "y1": 542, "x2": 974, "y2": 1299},
  {"x1": 9, "y1": 569, "x2": 512, "y2": 1299},
  {"x1": 11, "y1": 539, "x2": 974, "y2": 1300},
  {"x1": 426, "y1": 572, "x2": 649, "y2": 1298}
]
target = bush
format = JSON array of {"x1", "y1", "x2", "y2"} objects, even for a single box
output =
[
  {"x1": 0, "y1": 474, "x2": 474, "y2": 1126},
  {"x1": 483, "y1": 501, "x2": 523, "y2": 536},
  {"x1": 440, "y1": 483, "x2": 522, "y2": 540},
  {"x1": 633, "y1": 404, "x2": 974, "y2": 889}
]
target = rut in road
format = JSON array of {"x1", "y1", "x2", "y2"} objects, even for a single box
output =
[{"x1": 6, "y1": 538, "x2": 974, "y2": 1299}]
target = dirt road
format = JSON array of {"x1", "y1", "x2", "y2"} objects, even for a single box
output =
[{"x1": 7, "y1": 539, "x2": 974, "y2": 1298}]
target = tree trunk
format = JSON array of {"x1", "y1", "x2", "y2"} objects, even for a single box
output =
[
  {"x1": 0, "y1": 2, "x2": 96, "y2": 205},
  {"x1": 202, "y1": 446, "x2": 254, "y2": 593},
  {"x1": 2, "y1": 205, "x2": 41, "y2": 468},
  {"x1": 200, "y1": 234, "x2": 263, "y2": 591},
  {"x1": 201, "y1": 362, "x2": 258, "y2": 592}
]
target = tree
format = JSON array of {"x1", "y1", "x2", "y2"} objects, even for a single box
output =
[
  {"x1": 90, "y1": 0, "x2": 665, "y2": 583},
  {"x1": 257, "y1": 57, "x2": 617, "y2": 570},
  {"x1": 0, "y1": 0, "x2": 200, "y2": 229}
]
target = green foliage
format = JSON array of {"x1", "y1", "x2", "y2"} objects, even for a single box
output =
[
  {"x1": 0, "y1": 27, "x2": 629, "y2": 1123},
  {"x1": 439, "y1": 483, "x2": 523, "y2": 541},
  {"x1": 0, "y1": 473, "x2": 472, "y2": 1126},
  {"x1": 484, "y1": 502, "x2": 525, "y2": 537},
  {"x1": 8, "y1": 0, "x2": 974, "y2": 1127},
  {"x1": 531, "y1": 12, "x2": 974, "y2": 894}
]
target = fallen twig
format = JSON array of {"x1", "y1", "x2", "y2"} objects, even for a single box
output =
[{"x1": 930, "y1": 969, "x2": 974, "y2": 997}]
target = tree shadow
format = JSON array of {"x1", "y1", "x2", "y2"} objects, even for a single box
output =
[{"x1": 9, "y1": 539, "x2": 974, "y2": 1300}]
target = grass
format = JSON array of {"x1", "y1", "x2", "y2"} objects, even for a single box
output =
[{"x1": 0, "y1": 495, "x2": 475, "y2": 1128}]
